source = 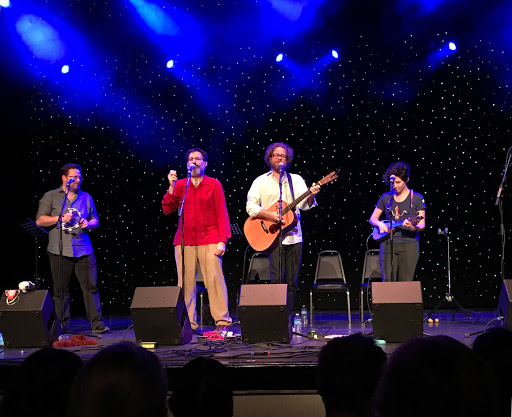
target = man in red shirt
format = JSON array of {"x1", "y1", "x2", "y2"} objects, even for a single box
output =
[{"x1": 162, "y1": 148, "x2": 232, "y2": 332}]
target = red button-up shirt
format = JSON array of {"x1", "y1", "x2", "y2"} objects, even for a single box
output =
[{"x1": 162, "y1": 175, "x2": 231, "y2": 246}]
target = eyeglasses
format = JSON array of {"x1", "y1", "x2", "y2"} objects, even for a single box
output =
[
  {"x1": 188, "y1": 157, "x2": 203, "y2": 162},
  {"x1": 67, "y1": 175, "x2": 82, "y2": 180},
  {"x1": 271, "y1": 154, "x2": 287, "y2": 160}
]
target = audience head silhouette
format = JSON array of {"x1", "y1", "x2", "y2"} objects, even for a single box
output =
[
  {"x1": 0, "y1": 347, "x2": 82, "y2": 417},
  {"x1": 168, "y1": 357, "x2": 233, "y2": 417},
  {"x1": 374, "y1": 335, "x2": 499, "y2": 417},
  {"x1": 67, "y1": 341, "x2": 168, "y2": 417},
  {"x1": 317, "y1": 333, "x2": 387, "y2": 417},
  {"x1": 473, "y1": 328, "x2": 512, "y2": 417}
]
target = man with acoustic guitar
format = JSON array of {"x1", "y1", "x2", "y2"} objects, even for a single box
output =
[
  {"x1": 246, "y1": 142, "x2": 321, "y2": 313},
  {"x1": 369, "y1": 161, "x2": 426, "y2": 281}
]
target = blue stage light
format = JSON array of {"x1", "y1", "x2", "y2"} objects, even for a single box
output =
[
  {"x1": 15, "y1": 14, "x2": 66, "y2": 63},
  {"x1": 276, "y1": 53, "x2": 284, "y2": 62},
  {"x1": 127, "y1": 0, "x2": 180, "y2": 36},
  {"x1": 166, "y1": 59, "x2": 174, "y2": 68},
  {"x1": 61, "y1": 65, "x2": 70, "y2": 74},
  {"x1": 0, "y1": 0, "x2": 11, "y2": 8},
  {"x1": 331, "y1": 49, "x2": 339, "y2": 59},
  {"x1": 448, "y1": 42, "x2": 456, "y2": 51}
]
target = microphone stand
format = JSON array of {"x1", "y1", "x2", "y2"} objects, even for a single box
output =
[
  {"x1": 278, "y1": 166, "x2": 284, "y2": 310},
  {"x1": 56, "y1": 181, "x2": 100, "y2": 338},
  {"x1": 496, "y1": 146, "x2": 511, "y2": 285},
  {"x1": 178, "y1": 168, "x2": 193, "y2": 326},
  {"x1": 385, "y1": 179, "x2": 395, "y2": 281},
  {"x1": 55, "y1": 182, "x2": 72, "y2": 336},
  {"x1": 423, "y1": 228, "x2": 472, "y2": 322}
]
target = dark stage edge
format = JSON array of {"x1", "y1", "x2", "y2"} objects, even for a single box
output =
[{"x1": 0, "y1": 309, "x2": 499, "y2": 394}]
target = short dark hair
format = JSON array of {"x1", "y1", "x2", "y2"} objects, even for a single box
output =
[
  {"x1": 169, "y1": 357, "x2": 233, "y2": 417},
  {"x1": 375, "y1": 336, "x2": 499, "y2": 417},
  {"x1": 317, "y1": 333, "x2": 387, "y2": 417},
  {"x1": 264, "y1": 142, "x2": 294, "y2": 170},
  {"x1": 383, "y1": 161, "x2": 410, "y2": 184},
  {"x1": 185, "y1": 148, "x2": 208, "y2": 162},
  {"x1": 67, "y1": 341, "x2": 168, "y2": 417},
  {"x1": 60, "y1": 163, "x2": 82, "y2": 177}
]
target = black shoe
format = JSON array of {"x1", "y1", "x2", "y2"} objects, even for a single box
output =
[{"x1": 92, "y1": 325, "x2": 110, "y2": 334}]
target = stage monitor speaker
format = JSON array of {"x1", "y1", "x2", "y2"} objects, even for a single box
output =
[
  {"x1": 238, "y1": 284, "x2": 291, "y2": 344},
  {"x1": 0, "y1": 290, "x2": 61, "y2": 348},
  {"x1": 372, "y1": 281, "x2": 423, "y2": 343},
  {"x1": 497, "y1": 279, "x2": 512, "y2": 329},
  {"x1": 130, "y1": 286, "x2": 192, "y2": 346}
]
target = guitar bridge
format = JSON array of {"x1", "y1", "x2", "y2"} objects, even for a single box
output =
[{"x1": 260, "y1": 221, "x2": 269, "y2": 234}]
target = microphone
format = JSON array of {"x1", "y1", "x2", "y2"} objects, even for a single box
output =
[
  {"x1": 389, "y1": 175, "x2": 396, "y2": 183},
  {"x1": 279, "y1": 162, "x2": 285, "y2": 173},
  {"x1": 188, "y1": 164, "x2": 197, "y2": 172},
  {"x1": 66, "y1": 178, "x2": 75, "y2": 186}
]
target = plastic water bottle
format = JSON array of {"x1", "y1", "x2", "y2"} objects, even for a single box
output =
[
  {"x1": 293, "y1": 313, "x2": 302, "y2": 333},
  {"x1": 300, "y1": 305, "x2": 308, "y2": 326}
]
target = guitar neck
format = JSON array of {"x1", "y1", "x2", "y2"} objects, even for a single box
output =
[
  {"x1": 283, "y1": 189, "x2": 312, "y2": 214},
  {"x1": 281, "y1": 171, "x2": 338, "y2": 215}
]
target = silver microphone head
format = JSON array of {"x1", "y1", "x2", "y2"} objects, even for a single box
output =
[{"x1": 390, "y1": 175, "x2": 396, "y2": 182}]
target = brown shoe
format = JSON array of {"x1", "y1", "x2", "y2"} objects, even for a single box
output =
[{"x1": 92, "y1": 325, "x2": 110, "y2": 334}]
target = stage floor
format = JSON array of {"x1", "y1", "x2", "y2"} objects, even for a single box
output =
[{"x1": 0, "y1": 309, "x2": 500, "y2": 393}]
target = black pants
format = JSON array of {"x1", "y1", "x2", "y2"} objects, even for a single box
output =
[
  {"x1": 48, "y1": 252, "x2": 104, "y2": 331},
  {"x1": 269, "y1": 242, "x2": 303, "y2": 314},
  {"x1": 379, "y1": 240, "x2": 420, "y2": 282}
]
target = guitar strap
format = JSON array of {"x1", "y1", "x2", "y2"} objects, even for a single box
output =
[{"x1": 286, "y1": 172, "x2": 296, "y2": 210}]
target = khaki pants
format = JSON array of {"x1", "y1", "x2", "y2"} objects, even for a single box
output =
[{"x1": 175, "y1": 244, "x2": 231, "y2": 329}]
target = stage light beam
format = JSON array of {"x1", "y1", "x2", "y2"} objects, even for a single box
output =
[
  {"x1": 276, "y1": 53, "x2": 284, "y2": 63},
  {"x1": 0, "y1": 0, "x2": 11, "y2": 8},
  {"x1": 331, "y1": 49, "x2": 339, "y2": 59},
  {"x1": 15, "y1": 14, "x2": 66, "y2": 63},
  {"x1": 448, "y1": 42, "x2": 456, "y2": 51},
  {"x1": 166, "y1": 59, "x2": 174, "y2": 68}
]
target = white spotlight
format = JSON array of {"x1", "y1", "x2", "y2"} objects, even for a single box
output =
[
  {"x1": 61, "y1": 65, "x2": 70, "y2": 74},
  {"x1": 275, "y1": 53, "x2": 284, "y2": 63},
  {"x1": 166, "y1": 59, "x2": 174, "y2": 68},
  {"x1": 331, "y1": 49, "x2": 339, "y2": 59}
]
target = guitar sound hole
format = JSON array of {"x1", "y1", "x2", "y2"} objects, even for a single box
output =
[{"x1": 260, "y1": 221, "x2": 269, "y2": 234}]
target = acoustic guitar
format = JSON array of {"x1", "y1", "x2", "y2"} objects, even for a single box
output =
[
  {"x1": 244, "y1": 171, "x2": 339, "y2": 252},
  {"x1": 372, "y1": 215, "x2": 424, "y2": 243}
]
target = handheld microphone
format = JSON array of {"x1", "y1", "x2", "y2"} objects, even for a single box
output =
[
  {"x1": 66, "y1": 178, "x2": 75, "y2": 186},
  {"x1": 389, "y1": 175, "x2": 396, "y2": 183}
]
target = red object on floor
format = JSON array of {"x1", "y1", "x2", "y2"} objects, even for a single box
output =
[{"x1": 53, "y1": 334, "x2": 98, "y2": 348}]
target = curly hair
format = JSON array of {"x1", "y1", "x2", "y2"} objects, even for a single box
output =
[
  {"x1": 264, "y1": 142, "x2": 294, "y2": 170},
  {"x1": 382, "y1": 161, "x2": 410, "y2": 184}
]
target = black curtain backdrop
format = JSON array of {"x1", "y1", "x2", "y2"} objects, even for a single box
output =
[{"x1": 3, "y1": 0, "x2": 511, "y2": 316}]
